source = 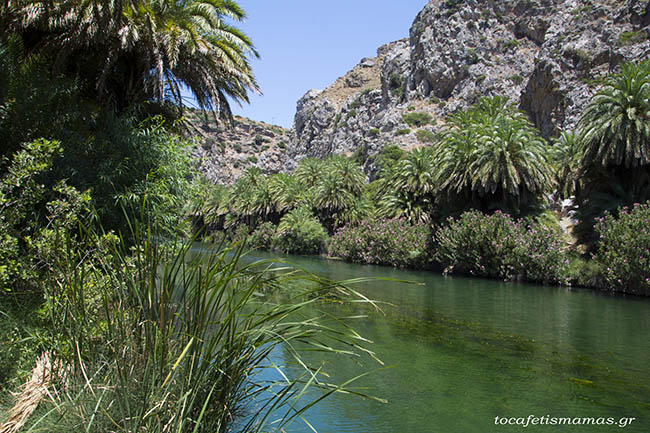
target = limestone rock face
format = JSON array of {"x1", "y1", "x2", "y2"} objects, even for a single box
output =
[
  {"x1": 286, "y1": 0, "x2": 650, "y2": 176},
  {"x1": 187, "y1": 112, "x2": 292, "y2": 185},
  {"x1": 192, "y1": 0, "x2": 650, "y2": 183}
]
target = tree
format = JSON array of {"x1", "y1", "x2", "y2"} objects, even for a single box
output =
[
  {"x1": 434, "y1": 96, "x2": 553, "y2": 216},
  {"x1": 313, "y1": 172, "x2": 353, "y2": 233},
  {"x1": 295, "y1": 157, "x2": 325, "y2": 188},
  {"x1": 328, "y1": 155, "x2": 366, "y2": 195},
  {"x1": 573, "y1": 61, "x2": 650, "y2": 248},
  {"x1": 2, "y1": 0, "x2": 259, "y2": 119},
  {"x1": 578, "y1": 61, "x2": 650, "y2": 169}
]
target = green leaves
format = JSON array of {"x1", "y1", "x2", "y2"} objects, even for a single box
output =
[
  {"x1": 4, "y1": 0, "x2": 260, "y2": 118},
  {"x1": 578, "y1": 60, "x2": 650, "y2": 169},
  {"x1": 435, "y1": 96, "x2": 554, "y2": 215}
]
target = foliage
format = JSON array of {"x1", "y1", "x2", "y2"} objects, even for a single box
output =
[
  {"x1": 578, "y1": 60, "x2": 650, "y2": 169},
  {"x1": 276, "y1": 207, "x2": 329, "y2": 254},
  {"x1": 402, "y1": 112, "x2": 432, "y2": 127},
  {"x1": 573, "y1": 61, "x2": 650, "y2": 247},
  {"x1": 329, "y1": 218, "x2": 431, "y2": 269},
  {"x1": 594, "y1": 202, "x2": 650, "y2": 295},
  {"x1": 435, "y1": 96, "x2": 554, "y2": 216},
  {"x1": 23, "y1": 219, "x2": 381, "y2": 432},
  {"x1": 416, "y1": 129, "x2": 436, "y2": 143},
  {"x1": 2, "y1": 0, "x2": 260, "y2": 119},
  {"x1": 374, "y1": 144, "x2": 406, "y2": 178},
  {"x1": 249, "y1": 221, "x2": 277, "y2": 250},
  {"x1": 0, "y1": 139, "x2": 90, "y2": 295},
  {"x1": 434, "y1": 211, "x2": 569, "y2": 284}
]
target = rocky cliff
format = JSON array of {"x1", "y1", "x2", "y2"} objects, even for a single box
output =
[
  {"x1": 186, "y1": 110, "x2": 292, "y2": 184},
  {"x1": 288, "y1": 0, "x2": 650, "y2": 176}
]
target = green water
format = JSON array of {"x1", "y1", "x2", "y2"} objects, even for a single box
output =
[{"x1": 244, "y1": 251, "x2": 650, "y2": 433}]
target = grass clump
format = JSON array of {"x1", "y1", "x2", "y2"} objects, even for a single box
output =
[
  {"x1": 416, "y1": 129, "x2": 436, "y2": 143},
  {"x1": 11, "y1": 216, "x2": 382, "y2": 432},
  {"x1": 402, "y1": 112, "x2": 432, "y2": 127}
]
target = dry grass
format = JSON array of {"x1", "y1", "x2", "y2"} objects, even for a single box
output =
[{"x1": 0, "y1": 353, "x2": 57, "y2": 433}]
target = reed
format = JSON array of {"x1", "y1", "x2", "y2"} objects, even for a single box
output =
[{"x1": 22, "y1": 217, "x2": 383, "y2": 433}]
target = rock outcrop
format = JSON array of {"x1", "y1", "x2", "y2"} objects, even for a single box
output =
[
  {"x1": 186, "y1": 111, "x2": 292, "y2": 185},
  {"x1": 192, "y1": 0, "x2": 650, "y2": 183},
  {"x1": 287, "y1": 0, "x2": 650, "y2": 176}
]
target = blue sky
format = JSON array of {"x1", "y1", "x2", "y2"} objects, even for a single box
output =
[{"x1": 222, "y1": 1, "x2": 429, "y2": 128}]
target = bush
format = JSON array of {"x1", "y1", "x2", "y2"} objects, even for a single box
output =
[
  {"x1": 276, "y1": 207, "x2": 329, "y2": 255},
  {"x1": 434, "y1": 211, "x2": 568, "y2": 284},
  {"x1": 249, "y1": 222, "x2": 277, "y2": 250},
  {"x1": 368, "y1": 128, "x2": 380, "y2": 137},
  {"x1": 395, "y1": 128, "x2": 411, "y2": 136},
  {"x1": 247, "y1": 155, "x2": 258, "y2": 163},
  {"x1": 402, "y1": 112, "x2": 432, "y2": 127},
  {"x1": 329, "y1": 218, "x2": 431, "y2": 268},
  {"x1": 594, "y1": 202, "x2": 650, "y2": 295},
  {"x1": 416, "y1": 129, "x2": 436, "y2": 143}
]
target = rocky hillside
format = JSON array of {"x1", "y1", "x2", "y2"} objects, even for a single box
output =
[
  {"x1": 288, "y1": 0, "x2": 650, "y2": 177},
  {"x1": 185, "y1": 109, "x2": 292, "y2": 184}
]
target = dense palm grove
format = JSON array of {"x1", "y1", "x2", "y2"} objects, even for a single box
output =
[{"x1": 208, "y1": 64, "x2": 650, "y2": 296}]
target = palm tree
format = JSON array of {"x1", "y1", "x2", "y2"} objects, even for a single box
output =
[
  {"x1": 434, "y1": 96, "x2": 553, "y2": 215},
  {"x1": 380, "y1": 147, "x2": 437, "y2": 223},
  {"x1": 578, "y1": 60, "x2": 650, "y2": 169},
  {"x1": 327, "y1": 155, "x2": 366, "y2": 195},
  {"x1": 268, "y1": 173, "x2": 305, "y2": 214},
  {"x1": 295, "y1": 157, "x2": 325, "y2": 189},
  {"x1": 4, "y1": 0, "x2": 259, "y2": 119},
  {"x1": 573, "y1": 61, "x2": 650, "y2": 247},
  {"x1": 380, "y1": 190, "x2": 433, "y2": 224},
  {"x1": 471, "y1": 115, "x2": 554, "y2": 210},
  {"x1": 551, "y1": 131, "x2": 581, "y2": 199},
  {"x1": 390, "y1": 147, "x2": 437, "y2": 195},
  {"x1": 313, "y1": 172, "x2": 354, "y2": 233}
]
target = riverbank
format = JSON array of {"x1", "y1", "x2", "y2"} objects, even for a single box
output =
[{"x1": 211, "y1": 203, "x2": 649, "y2": 297}]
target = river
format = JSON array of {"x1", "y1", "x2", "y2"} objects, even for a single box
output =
[{"x1": 236, "y1": 250, "x2": 650, "y2": 433}]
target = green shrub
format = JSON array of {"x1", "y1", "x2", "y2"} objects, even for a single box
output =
[
  {"x1": 369, "y1": 128, "x2": 380, "y2": 137},
  {"x1": 350, "y1": 100, "x2": 361, "y2": 110},
  {"x1": 0, "y1": 139, "x2": 90, "y2": 295},
  {"x1": 434, "y1": 211, "x2": 569, "y2": 284},
  {"x1": 416, "y1": 129, "x2": 436, "y2": 143},
  {"x1": 277, "y1": 141, "x2": 287, "y2": 149},
  {"x1": 402, "y1": 112, "x2": 432, "y2": 127},
  {"x1": 329, "y1": 218, "x2": 431, "y2": 269},
  {"x1": 249, "y1": 221, "x2": 277, "y2": 250},
  {"x1": 504, "y1": 39, "x2": 520, "y2": 50},
  {"x1": 233, "y1": 143, "x2": 242, "y2": 152},
  {"x1": 619, "y1": 31, "x2": 646, "y2": 46},
  {"x1": 346, "y1": 110, "x2": 357, "y2": 120},
  {"x1": 27, "y1": 224, "x2": 379, "y2": 433},
  {"x1": 276, "y1": 207, "x2": 329, "y2": 254},
  {"x1": 510, "y1": 74, "x2": 524, "y2": 85},
  {"x1": 247, "y1": 155, "x2": 258, "y2": 163},
  {"x1": 396, "y1": 128, "x2": 411, "y2": 136},
  {"x1": 594, "y1": 202, "x2": 650, "y2": 295}
]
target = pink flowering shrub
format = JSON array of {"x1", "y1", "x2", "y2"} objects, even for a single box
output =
[
  {"x1": 594, "y1": 202, "x2": 650, "y2": 295},
  {"x1": 329, "y1": 218, "x2": 431, "y2": 268},
  {"x1": 434, "y1": 211, "x2": 568, "y2": 284}
]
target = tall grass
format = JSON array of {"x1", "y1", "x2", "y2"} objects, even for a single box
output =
[{"x1": 23, "y1": 218, "x2": 384, "y2": 432}]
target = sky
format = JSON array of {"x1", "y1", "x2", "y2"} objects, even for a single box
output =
[{"x1": 219, "y1": 1, "x2": 430, "y2": 128}]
